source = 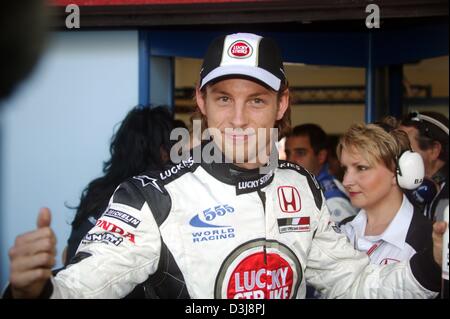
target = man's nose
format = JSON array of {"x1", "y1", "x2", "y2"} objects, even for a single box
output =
[{"x1": 230, "y1": 104, "x2": 248, "y2": 128}]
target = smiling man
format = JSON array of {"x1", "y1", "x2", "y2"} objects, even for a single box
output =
[{"x1": 6, "y1": 33, "x2": 446, "y2": 299}]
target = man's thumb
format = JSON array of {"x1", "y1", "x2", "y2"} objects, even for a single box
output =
[{"x1": 37, "y1": 207, "x2": 52, "y2": 229}]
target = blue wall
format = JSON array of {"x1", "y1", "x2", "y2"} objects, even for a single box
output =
[{"x1": 0, "y1": 30, "x2": 139, "y2": 288}]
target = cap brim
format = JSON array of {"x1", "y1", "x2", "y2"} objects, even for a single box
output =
[{"x1": 200, "y1": 65, "x2": 281, "y2": 91}]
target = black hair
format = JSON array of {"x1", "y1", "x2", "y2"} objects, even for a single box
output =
[
  {"x1": 70, "y1": 106, "x2": 174, "y2": 229},
  {"x1": 401, "y1": 111, "x2": 448, "y2": 162},
  {"x1": 289, "y1": 123, "x2": 328, "y2": 155}
]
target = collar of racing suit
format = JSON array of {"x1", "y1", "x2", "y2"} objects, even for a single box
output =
[{"x1": 194, "y1": 141, "x2": 275, "y2": 195}]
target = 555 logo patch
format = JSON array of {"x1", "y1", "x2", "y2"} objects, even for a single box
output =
[{"x1": 189, "y1": 204, "x2": 236, "y2": 243}]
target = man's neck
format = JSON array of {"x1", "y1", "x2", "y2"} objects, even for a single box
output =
[
  {"x1": 427, "y1": 159, "x2": 446, "y2": 179},
  {"x1": 233, "y1": 162, "x2": 263, "y2": 170}
]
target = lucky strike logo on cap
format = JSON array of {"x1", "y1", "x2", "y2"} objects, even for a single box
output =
[
  {"x1": 228, "y1": 40, "x2": 253, "y2": 58},
  {"x1": 227, "y1": 252, "x2": 293, "y2": 299}
]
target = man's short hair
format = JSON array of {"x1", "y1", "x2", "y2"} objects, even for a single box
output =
[
  {"x1": 401, "y1": 111, "x2": 449, "y2": 162},
  {"x1": 288, "y1": 124, "x2": 328, "y2": 155}
]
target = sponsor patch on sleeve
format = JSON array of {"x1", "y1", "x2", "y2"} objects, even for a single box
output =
[
  {"x1": 103, "y1": 209, "x2": 141, "y2": 228},
  {"x1": 82, "y1": 232, "x2": 124, "y2": 246}
]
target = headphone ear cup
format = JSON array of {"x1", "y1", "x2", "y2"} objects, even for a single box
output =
[{"x1": 396, "y1": 150, "x2": 425, "y2": 190}]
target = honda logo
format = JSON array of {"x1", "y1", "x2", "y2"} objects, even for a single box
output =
[{"x1": 277, "y1": 186, "x2": 301, "y2": 213}]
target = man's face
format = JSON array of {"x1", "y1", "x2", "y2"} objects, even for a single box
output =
[
  {"x1": 196, "y1": 78, "x2": 289, "y2": 169},
  {"x1": 285, "y1": 135, "x2": 323, "y2": 176},
  {"x1": 399, "y1": 125, "x2": 433, "y2": 175}
]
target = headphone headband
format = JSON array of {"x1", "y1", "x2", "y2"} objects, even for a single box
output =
[{"x1": 410, "y1": 111, "x2": 449, "y2": 136}]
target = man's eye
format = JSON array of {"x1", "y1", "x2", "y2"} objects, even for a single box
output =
[
  {"x1": 218, "y1": 96, "x2": 229, "y2": 103},
  {"x1": 251, "y1": 98, "x2": 265, "y2": 105}
]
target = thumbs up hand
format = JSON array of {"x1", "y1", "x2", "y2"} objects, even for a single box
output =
[{"x1": 9, "y1": 207, "x2": 57, "y2": 298}]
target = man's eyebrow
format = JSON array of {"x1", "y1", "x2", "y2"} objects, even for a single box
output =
[
  {"x1": 247, "y1": 92, "x2": 271, "y2": 98},
  {"x1": 286, "y1": 147, "x2": 306, "y2": 152},
  {"x1": 209, "y1": 88, "x2": 229, "y2": 95}
]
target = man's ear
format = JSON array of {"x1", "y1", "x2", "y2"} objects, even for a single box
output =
[
  {"x1": 317, "y1": 149, "x2": 328, "y2": 166},
  {"x1": 429, "y1": 141, "x2": 442, "y2": 161},
  {"x1": 276, "y1": 88, "x2": 290, "y2": 120},
  {"x1": 195, "y1": 86, "x2": 207, "y2": 116}
]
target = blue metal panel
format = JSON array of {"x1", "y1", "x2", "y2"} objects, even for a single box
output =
[
  {"x1": 150, "y1": 56, "x2": 175, "y2": 111},
  {"x1": 148, "y1": 31, "x2": 222, "y2": 59},
  {"x1": 389, "y1": 64, "x2": 403, "y2": 118},
  {"x1": 138, "y1": 30, "x2": 150, "y2": 106},
  {"x1": 365, "y1": 32, "x2": 376, "y2": 124},
  {"x1": 146, "y1": 30, "x2": 368, "y2": 67},
  {"x1": 267, "y1": 31, "x2": 367, "y2": 67},
  {"x1": 373, "y1": 23, "x2": 448, "y2": 66}
]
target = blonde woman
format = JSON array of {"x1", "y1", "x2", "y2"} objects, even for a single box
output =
[{"x1": 338, "y1": 122, "x2": 438, "y2": 267}]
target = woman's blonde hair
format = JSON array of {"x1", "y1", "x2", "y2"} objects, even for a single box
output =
[
  {"x1": 190, "y1": 81, "x2": 291, "y2": 140},
  {"x1": 337, "y1": 117, "x2": 411, "y2": 172}
]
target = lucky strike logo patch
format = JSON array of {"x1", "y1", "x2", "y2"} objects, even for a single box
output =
[
  {"x1": 227, "y1": 252, "x2": 293, "y2": 299},
  {"x1": 215, "y1": 240, "x2": 302, "y2": 299},
  {"x1": 228, "y1": 40, "x2": 253, "y2": 58}
]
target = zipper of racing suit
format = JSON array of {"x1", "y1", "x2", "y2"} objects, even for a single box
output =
[{"x1": 257, "y1": 189, "x2": 267, "y2": 264}]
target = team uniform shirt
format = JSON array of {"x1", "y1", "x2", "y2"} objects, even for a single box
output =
[
  {"x1": 340, "y1": 195, "x2": 435, "y2": 266},
  {"x1": 18, "y1": 145, "x2": 440, "y2": 299},
  {"x1": 317, "y1": 164, "x2": 358, "y2": 223},
  {"x1": 427, "y1": 164, "x2": 448, "y2": 221}
]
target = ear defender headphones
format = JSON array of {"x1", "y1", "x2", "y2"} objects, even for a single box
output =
[
  {"x1": 395, "y1": 150, "x2": 425, "y2": 190},
  {"x1": 374, "y1": 121, "x2": 425, "y2": 191}
]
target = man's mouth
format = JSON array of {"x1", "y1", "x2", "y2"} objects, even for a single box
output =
[
  {"x1": 226, "y1": 134, "x2": 248, "y2": 141},
  {"x1": 224, "y1": 131, "x2": 255, "y2": 142}
]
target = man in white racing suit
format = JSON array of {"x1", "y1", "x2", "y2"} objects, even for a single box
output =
[{"x1": 6, "y1": 32, "x2": 445, "y2": 299}]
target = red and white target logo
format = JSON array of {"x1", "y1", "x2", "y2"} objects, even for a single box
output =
[
  {"x1": 215, "y1": 240, "x2": 302, "y2": 299},
  {"x1": 228, "y1": 40, "x2": 253, "y2": 58}
]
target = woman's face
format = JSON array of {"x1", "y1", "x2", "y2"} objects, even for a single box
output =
[{"x1": 340, "y1": 147, "x2": 397, "y2": 210}]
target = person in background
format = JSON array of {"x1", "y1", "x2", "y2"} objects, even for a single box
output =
[
  {"x1": 326, "y1": 134, "x2": 345, "y2": 182},
  {"x1": 338, "y1": 121, "x2": 437, "y2": 273},
  {"x1": 285, "y1": 124, "x2": 358, "y2": 223},
  {"x1": 399, "y1": 111, "x2": 449, "y2": 221},
  {"x1": 65, "y1": 106, "x2": 175, "y2": 265}
]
